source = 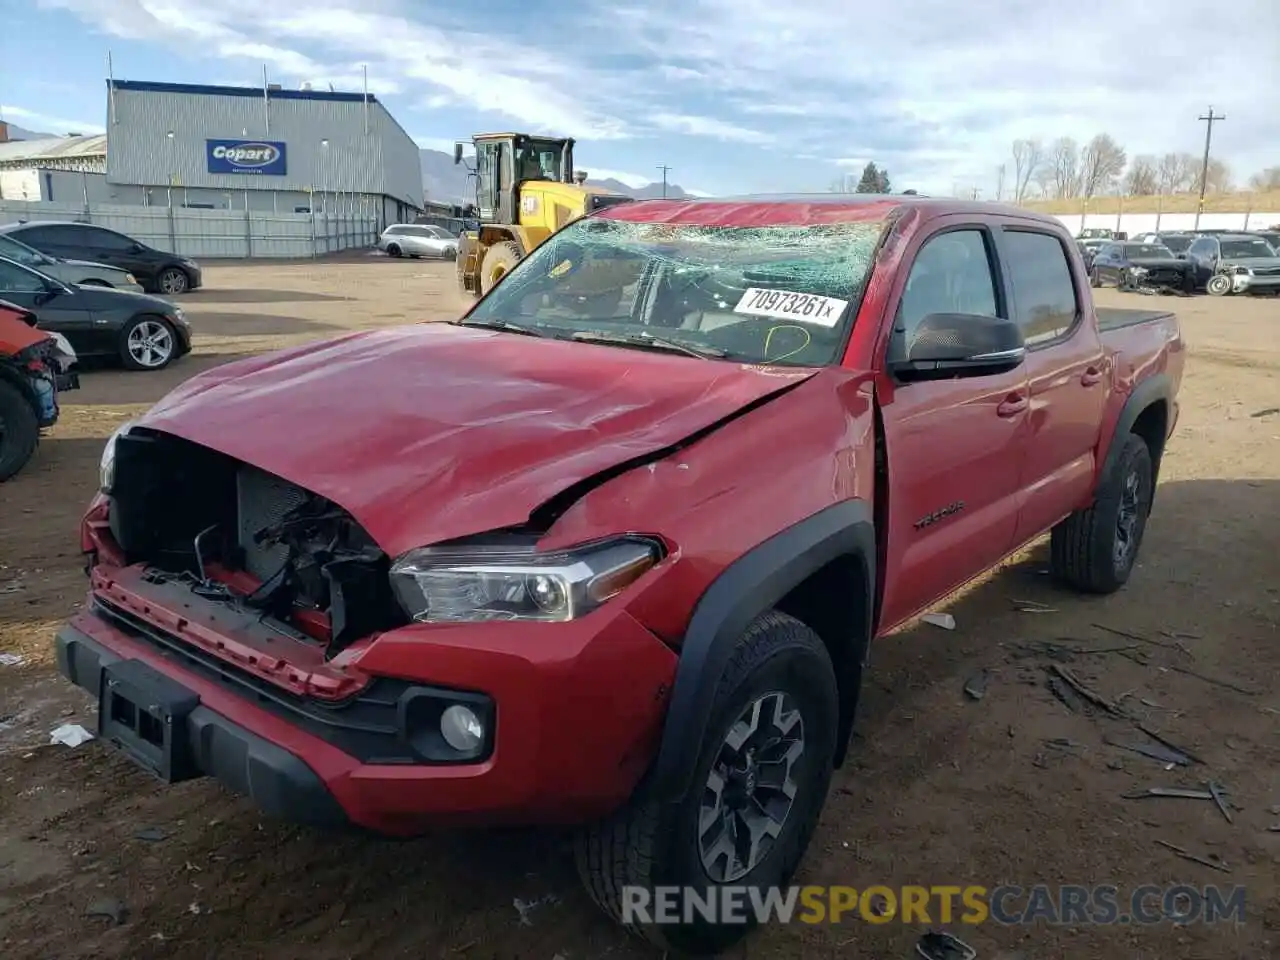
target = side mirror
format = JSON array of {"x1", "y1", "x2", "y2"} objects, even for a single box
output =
[
  {"x1": 129, "y1": 242, "x2": 145, "y2": 253},
  {"x1": 888, "y1": 313, "x2": 1025, "y2": 382},
  {"x1": 453, "y1": 142, "x2": 464, "y2": 165}
]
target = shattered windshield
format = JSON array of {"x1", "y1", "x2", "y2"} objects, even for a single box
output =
[{"x1": 463, "y1": 216, "x2": 886, "y2": 366}]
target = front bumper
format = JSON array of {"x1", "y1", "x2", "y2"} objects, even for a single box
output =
[
  {"x1": 1231, "y1": 272, "x2": 1280, "y2": 293},
  {"x1": 55, "y1": 585, "x2": 676, "y2": 836}
]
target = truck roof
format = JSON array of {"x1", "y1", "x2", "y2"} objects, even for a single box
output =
[{"x1": 597, "y1": 194, "x2": 1067, "y2": 228}]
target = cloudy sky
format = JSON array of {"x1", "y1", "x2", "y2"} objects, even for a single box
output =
[{"x1": 3, "y1": 0, "x2": 1278, "y2": 196}]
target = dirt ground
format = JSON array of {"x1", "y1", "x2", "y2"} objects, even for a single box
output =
[{"x1": 1, "y1": 254, "x2": 1277, "y2": 960}]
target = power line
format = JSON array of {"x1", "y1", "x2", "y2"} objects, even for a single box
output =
[
  {"x1": 1195, "y1": 106, "x2": 1225, "y2": 229},
  {"x1": 656, "y1": 164, "x2": 672, "y2": 199}
]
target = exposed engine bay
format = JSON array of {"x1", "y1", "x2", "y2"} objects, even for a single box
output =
[{"x1": 105, "y1": 427, "x2": 406, "y2": 657}]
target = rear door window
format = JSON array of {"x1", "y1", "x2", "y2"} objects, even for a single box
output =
[{"x1": 1000, "y1": 229, "x2": 1079, "y2": 346}]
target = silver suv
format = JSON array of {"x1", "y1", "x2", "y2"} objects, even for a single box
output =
[
  {"x1": 377, "y1": 224, "x2": 459, "y2": 260},
  {"x1": 0, "y1": 232, "x2": 142, "y2": 291}
]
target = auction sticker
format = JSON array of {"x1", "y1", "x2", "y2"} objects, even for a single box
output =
[{"x1": 733, "y1": 287, "x2": 849, "y2": 327}]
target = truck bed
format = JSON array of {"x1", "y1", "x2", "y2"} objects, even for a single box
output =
[{"x1": 1097, "y1": 307, "x2": 1173, "y2": 333}]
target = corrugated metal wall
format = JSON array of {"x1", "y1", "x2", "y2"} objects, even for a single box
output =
[
  {"x1": 105, "y1": 86, "x2": 422, "y2": 207},
  {"x1": 0, "y1": 199, "x2": 379, "y2": 259}
]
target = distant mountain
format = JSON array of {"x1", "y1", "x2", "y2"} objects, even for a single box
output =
[
  {"x1": 419, "y1": 148, "x2": 693, "y2": 205},
  {"x1": 1, "y1": 123, "x2": 53, "y2": 141}
]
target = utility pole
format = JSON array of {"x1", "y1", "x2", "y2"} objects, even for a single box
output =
[
  {"x1": 1195, "y1": 106, "x2": 1225, "y2": 229},
  {"x1": 995, "y1": 164, "x2": 1006, "y2": 202},
  {"x1": 657, "y1": 164, "x2": 672, "y2": 199}
]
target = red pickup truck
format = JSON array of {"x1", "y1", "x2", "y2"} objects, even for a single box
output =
[{"x1": 56, "y1": 197, "x2": 1182, "y2": 953}]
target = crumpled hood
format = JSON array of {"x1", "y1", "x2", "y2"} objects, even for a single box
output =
[{"x1": 140, "y1": 323, "x2": 814, "y2": 555}]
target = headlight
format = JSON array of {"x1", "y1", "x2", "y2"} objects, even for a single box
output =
[
  {"x1": 99, "y1": 420, "x2": 136, "y2": 493},
  {"x1": 1231, "y1": 265, "x2": 1252, "y2": 275},
  {"x1": 389, "y1": 536, "x2": 662, "y2": 623},
  {"x1": 125, "y1": 274, "x2": 137, "y2": 284},
  {"x1": 169, "y1": 306, "x2": 189, "y2": 325}
]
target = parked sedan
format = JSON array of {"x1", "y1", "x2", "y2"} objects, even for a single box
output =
[
  {"x1": 0, "y1": 256, "x2": 192, "y2": 371},
  {"x1": 377, "y1": 224, "x2": 459, "y2": 259},
  {"x1": 0, "y1": 221, "x2": 202, "y2": 294},
  {"x1": 1089, "y1": 241, "x2": 1191, "y2": 291},
  {"x1": 0, "y1": 231, "x2": 143, "y2": 292}
]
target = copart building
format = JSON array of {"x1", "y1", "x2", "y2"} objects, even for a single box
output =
[{"x1": 0, "y1": 80, "x2": 423, "y2": 224}]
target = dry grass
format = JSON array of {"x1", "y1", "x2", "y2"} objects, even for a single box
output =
[{"x1": 1023, "y1": 190, "x2": 1280, "y2": 217}]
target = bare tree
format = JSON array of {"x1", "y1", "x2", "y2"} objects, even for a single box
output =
[
  {"x1": 1048, "y1": 137, "x2": 1080, "y2": 199},
  {"x1": 1249, "y1": 167, "x2": 1280, "y2": 192},
  {"x1": 1010, "y1": 138, "x2": 1044, "y2": 203},
  {"x1": 1156, "y1": 152, "x2": 1198, "y2": 194},
  {"x1": 1124, "y1": 155, "x2": 1159, "y2": 195},
  {"x1": 1079, "y1": 133, "x2": 1127, "y2": 197},
  {"x1": 1200, "y1": 158, "x2": 1232, "y2": 194}
]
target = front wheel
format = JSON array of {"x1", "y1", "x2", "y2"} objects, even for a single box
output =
[
  {"x1": 1205, "y1": 273, "x2": 1232, "y2": 296},
  {"x1": 118, "y1": 315, "x2": 177, "y2": 371},
  {"x1": 576, "y1": 611, "x2": 839, "y2": 955},
  {"x1": 156, "y1": 267, "x2": 189, "y2": 295},
  {"x1": 1049, "y1": 432, "x2": 1154, "y2": 593},
  {"x1": 480, "y1": 241, "x2": 522, "y2": 295},
  {"x1": 1089, "y1": 267, "x2": 1101, "y2": 288},
  {"x1": 0, "y1": 380, "x2": 40, "y2": 482}
]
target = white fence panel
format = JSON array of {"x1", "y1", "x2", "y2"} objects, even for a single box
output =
[
  {"x1": 0, "y1": 199, "x2": 379, "y2": 259},
  {"x1": 1051, "y1": 210, "x2": 1280, "y2": 236}
]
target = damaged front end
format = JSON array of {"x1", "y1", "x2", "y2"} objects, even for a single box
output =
[{"x1": 91, "y1": 425, "x2": 407, "y2": 701}]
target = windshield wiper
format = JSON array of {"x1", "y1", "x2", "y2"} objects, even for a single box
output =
[
  {"x1": 451, "y1": 318, "x2": 547, "y2": 337},
  {"x1": 568, "y1": 329, "x2": 726, "y2": 359}
]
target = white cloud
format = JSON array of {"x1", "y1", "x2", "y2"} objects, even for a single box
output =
[
  {"x1": 576, "y1": 166, "x2": 650, "y2": 189},
  {"x1": 33, "y1": 0, "x2": 1280, "y2": 195},
  {"x1": 1, "y1": 105, "x2": 104, "y2": 135}
]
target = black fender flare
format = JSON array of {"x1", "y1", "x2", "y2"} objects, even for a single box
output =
[
  {"x1": 648, "y1": 500, "x2": 875, "y2": 802},
  {"x1": 1097, "y1": 373, "x2": 1172, "y2": 499}
]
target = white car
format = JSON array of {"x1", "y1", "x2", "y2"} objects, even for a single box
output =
[{"x1": 377, "y1": 224, "x2": 459, "y2": 259}]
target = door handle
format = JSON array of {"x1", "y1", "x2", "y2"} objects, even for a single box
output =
[
  {"x1": 1081, "y1": 367, "x2": 1102, "y2": 386},
  {"x1": 997, "y1": 394, "x2": 1028, "y2": 417}
]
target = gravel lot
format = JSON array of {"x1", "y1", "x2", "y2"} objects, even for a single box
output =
[{"x1": 1, "y1": 255, "x2": 1277, "y2": 959}]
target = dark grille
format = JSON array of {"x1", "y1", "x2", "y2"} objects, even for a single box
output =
[{"x1": 236, "y1": 465, "x2": 309, "y2": 579}]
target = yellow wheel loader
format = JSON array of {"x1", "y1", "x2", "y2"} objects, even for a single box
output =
[{"x1": 452, "y1": 133, "x2": 634, "y2": 297}]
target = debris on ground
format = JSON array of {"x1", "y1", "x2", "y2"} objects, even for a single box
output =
[
  {"x1": 1048, "y1": 665, "x2": 1122, "y2": 714},
  {"x1": 963, "y1": 670, "x2": 989, "y2": 701},
  {"x1": 1207, "y1": 781, "x2": 1233, "y2": 823},
  {"x1": 85, "y1": 898, "x2": 128, "y2": 924},
  {"x1": 916, "y1": 930, "x2": 977, "y2": 959},
  {"x1": 135, "y1": 826, "x2": 169, "y2": 842},
  {"x1": 922, "y1": 613, "x2": 955, "y2": 630},
  {"x1": 1011, "y1": 598, "x2": 1057, "y2": 614},
  {"x1": 1123, "y1": 786, "x2": 1215, "y2": 801},
  {"x1": 1250, "y1": 407, "x2": 1279, "y2": 418},
  {"x1": 1155, "y1": 839, "x2": 1230, "y2": 873},
  {"x1": 0, "y1": 652, "x2": 25, "y2": 667},
  {"x1": 513, "y1": 894, "x2": 560, "y2": 926},
  {"x1": 1047, "y1": 674, "x2": 1086, "y2": 713},
  {"x1": 49, "y1": 723, "x2": 94, "y2": 747},
  {"x1": 1163, "y1": 663, "x2": 1261, "y2": 696},
  {"x1": 1103, "y1": 736, "x2": 1193, "y2": 767}
]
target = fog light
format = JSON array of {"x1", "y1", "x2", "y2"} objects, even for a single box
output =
[{"x1": 440, "y1": 704, "x2": 484, "y2": 753}]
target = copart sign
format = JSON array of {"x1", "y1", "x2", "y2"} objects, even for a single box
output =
[{"x1": 206, "y1": 139, "x2": 287, "y2": 175}]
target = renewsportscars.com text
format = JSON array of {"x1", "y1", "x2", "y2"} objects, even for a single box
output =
[{"x1": 622, "y1": 884, "x2": 1246, "y2": 926}]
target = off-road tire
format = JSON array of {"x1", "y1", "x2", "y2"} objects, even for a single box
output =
[
  {"x1": 1049, "y1": 432, "x2": 1154, "y2": 594},
  {"x1": 0, "y1": 379, "x2": 40, "y2": 482},
  {"x1": 480, "y1": 241, "x2": 522, "y2": 295},
  {"x1": 575, "y1": 611, "x2": 839, "y2": 955}
]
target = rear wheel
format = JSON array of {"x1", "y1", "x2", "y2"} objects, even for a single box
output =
[
  {"x1": 118, "y1": 315, "x2": 177, "y2": 371},
  {"x1": 576, "y1": 611, "x2": 839, "y2": 954},
  {"x1": 480, "y1": 241, "x2": 522, "y2": 295},
  {"x1": 0, "y1": 379, "x2": 40, "y2": 482}
]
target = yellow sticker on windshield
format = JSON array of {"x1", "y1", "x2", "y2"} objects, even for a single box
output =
[
  {"x1": 733, "y1": 287, "x2": 849, "y2": 328},
  {"x1": 549, "y1": 259, "x2": 573, "y2": 278}
]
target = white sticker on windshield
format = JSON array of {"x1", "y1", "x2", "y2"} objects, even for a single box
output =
[{"x1": 732, "y1": 287, "x2": 849, "y2": 327}]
